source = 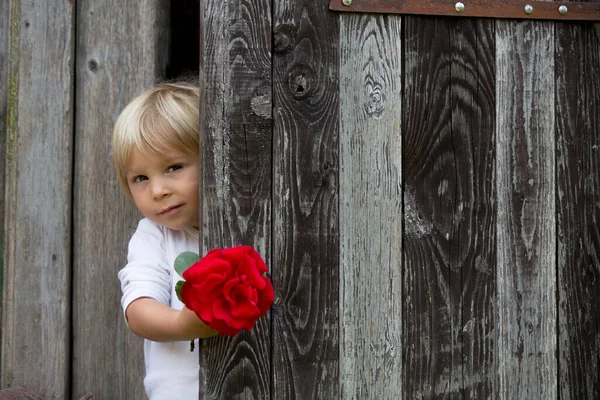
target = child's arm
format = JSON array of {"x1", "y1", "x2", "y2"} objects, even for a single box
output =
[{"x1": 126, "y1": 297, "x2": 217, "y2": 341}]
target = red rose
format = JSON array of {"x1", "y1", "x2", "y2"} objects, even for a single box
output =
[{"x1": 180, "y1": 246, "x2": 274, "y2": 336}]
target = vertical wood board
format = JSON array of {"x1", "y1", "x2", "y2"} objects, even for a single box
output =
[
  {"x1": 72, "y1": 1, "x2": 170, "y2": 398},
  {"x1": 0, "y1": 0, "x2": 10, "y2": 304},
  {"x1": 555, "y1": 22, "x2": 600, "y2": 400},
  {"x1": 271, "y1": 0, "x2": 340, "y2": 398},
  {"x1": 402, "y1": 17, "x2": 497, "y2": 398},
  {"x1": 339, "y1": 13, "x2": 403, "y2": 400},
  {"x1": 402, "y1": 18, "x2": 455, "y2": 397},
  {"x1": 198, "y1": 0, "x2": 273, "y2": 398},
  {"x1": 495, "y1": 19, "x2": 557, "y2": 399},
  {"x1": 448, "y1": 20, "x2": 497, "y2": 399},
  {"x1": 1, "y1": 2, "x2": 74, "y2": 398}
]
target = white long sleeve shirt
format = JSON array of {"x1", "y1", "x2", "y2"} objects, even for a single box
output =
[{"x1": 118, "y1": 218, "x2": 200, "y2": 400}]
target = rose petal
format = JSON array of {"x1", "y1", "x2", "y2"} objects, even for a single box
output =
[
  {"x1": 184, "y1": 255, "x2": 232, "y2": 280},
  {"x1": 238, "y1": 255, "x2": 266, "y2": 290},
  {"x1": 251, "y1": 249, "x2": 268, "y2": 274},
  {"x1": 257, "y1": 280, "x2": 275, "y2": 315},
  {"x1": 243, "y1": 318, "x2": 257, "y2": 332},
  {"x1": 212, "y1": 298, "x2": 233, "y2": 324},
  {"x1": 233, "y1": 284, "x2": 253, "y2": 302},
  {"x1": 213, "y1": 297, "x2": 256, "y2": 331},
  {"x1": 220, "y1": 246, "x2": 251, "y2": 264},
  {"x1": 198, "y1": 306, "x2": 214, "y2": 325},
  {"x1": 181, "y1": 282, "x2": 213, "y2": 324},
  {"x1": 230, "y1": 299, "x2": 258, "y2": 319},
  {"x1": 209, "y1": 317, "x2": 239, "y2": 336},
  {"x1": 197, "y1": 274, "x2": 226, "y2": 300},
  {"x1": 222, "y1": 278, "x2": 239, "y2": 303}
]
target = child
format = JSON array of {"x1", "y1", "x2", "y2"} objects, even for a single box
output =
[{"x1": 112, "y1": 81, "x2": 217, "y2": 400}]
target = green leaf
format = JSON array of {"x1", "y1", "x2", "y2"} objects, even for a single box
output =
[
  {"x1": 175, "y1": 280, "x2": 185, "y2": 303},
  {"x1": 174, "y1": 251, "x2": 199, "y2": 277}
]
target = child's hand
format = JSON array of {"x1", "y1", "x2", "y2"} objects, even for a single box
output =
[{"x1": 177, "y1": 306, "x2": 219, "y2": 339}]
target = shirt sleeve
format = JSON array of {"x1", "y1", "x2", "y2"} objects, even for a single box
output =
[{"x1": 118, "y1": 218, "x2": 171, "y2": 319}]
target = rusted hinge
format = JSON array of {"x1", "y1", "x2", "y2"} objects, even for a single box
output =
[{"x1": 329, "y1": 0, "x2": 600, "y2": 21}]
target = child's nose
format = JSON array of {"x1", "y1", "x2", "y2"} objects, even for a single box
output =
[{"x1": 151, "y1": 179, "x2": 170, "y2": 199}]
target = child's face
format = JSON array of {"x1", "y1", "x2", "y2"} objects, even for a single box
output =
[{"x1": 126, "y1": 147, "x2": 199, "y2": 230}]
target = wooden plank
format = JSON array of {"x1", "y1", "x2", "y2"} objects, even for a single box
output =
[
  {"x1": 198, "y1": 0, "x2": 272, "y2": 398},
  {"x1": 0, "y1": 0, "x2": 9, "y2": 300},
  {"x1": 448, "y1": 19, "x2": 497, "y2": 398},
  {"x1": 71, "y1": 2, "x2": 169, "y2": 398},
  {"x1": 271, "y1": 0, "x2": 340, "y2": 397},
  {"x1": 402, "y1": 18, "x2": 454, "y2": 397},
  {"x1": 1, "y1": 1, "x2": 74, "y2": 398},
  {"x1": 495, "y1": 19, "x2": 557, "y2": 398},
  {"x1": 402, "y1": 16, "x2": 497, "y2": 398},
  {"x1": 339, "y1": 13, "x2": 403, "y2": 399},
  {"x1": 555, "y1": 22, "x2": 600, "y2": 400}
]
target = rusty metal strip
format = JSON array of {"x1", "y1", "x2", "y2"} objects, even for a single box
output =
[{"x1": 329, "y1": 0, "x2": 600, "y2": 21}]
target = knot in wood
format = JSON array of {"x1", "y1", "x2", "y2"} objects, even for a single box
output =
[
  {"x1": 88, "y1": 59, "x2": 99, "y2": 72},
  {"x1": 288, "y1": 64, "x2": 314, "y2": 99},
  {"x1": 273, "y1": 24, "x2": 296, "y2": 53},
  {"x1": 365, "y1": 82, "x2": 385, "y2": 118}
]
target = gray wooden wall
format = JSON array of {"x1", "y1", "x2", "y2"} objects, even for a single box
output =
[{"x1": 1, "y1": 1, "x2": 599, "y2": 399}]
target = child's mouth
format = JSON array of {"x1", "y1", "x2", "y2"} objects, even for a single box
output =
[{"x1": 159, "y1": 205, "x2": 182, "y2": 216}]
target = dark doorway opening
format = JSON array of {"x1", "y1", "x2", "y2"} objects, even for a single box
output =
[{"x1": 167, "y1": 0, "x2": 200, "y2": 79}]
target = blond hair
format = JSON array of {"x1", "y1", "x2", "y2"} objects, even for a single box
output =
[{"x1": 112, "y1": 81, "x2": 200, "y2": 197}]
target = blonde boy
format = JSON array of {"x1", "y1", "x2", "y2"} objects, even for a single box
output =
[{"x1": 112, "y1": 81, "x2": 216, "y2": 400}]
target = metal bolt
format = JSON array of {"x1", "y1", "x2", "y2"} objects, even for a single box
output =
[
  {"x1": 455, "y1": 2, "x2": 465, "y2": 13},
  {"x1": 342, "y1": 0, "x2": 352, "y2": 6},
  {"x1": 558, "y1": 5, "x2": 568, "y2": 15},
  {"x1": 524, "y1": 4, "x2": 533, "y2": 14}
]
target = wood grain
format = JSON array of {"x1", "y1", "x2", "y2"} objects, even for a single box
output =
[
  {"x1": 0, "y1": 0, "x2": 8, "y2": 297},
  {"x1": 555, "y1": 21, "x2": 600, "y2": 400},
  {"x1": 402, "y1": 16, "x2": 497, "y2": 398},
  {"x1": 495, "y1": 19, "x2": 557, "y2": 399},
  {"x1": 1, "y1": 1, "x2": 74, "y2": 398},
  {"x1": 198, "y1": 0, "x2": 273, "y2": 398},
  {"x1": 71, "y1": 1, "x2": 169, "y2": 399},
  {"x1": 338, "y1": 13, "x2": 403, "y2": 399},
  {"x1": 271, "y1": 0, "x2": 340, "y2": 398},
  {"x1": 449, "y1": 19, "x2": 497, "y2": 399}
]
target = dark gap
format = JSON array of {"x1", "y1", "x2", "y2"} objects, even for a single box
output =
[{"x1": 166, "y1": 0, "x2": 200, "y2": 79}]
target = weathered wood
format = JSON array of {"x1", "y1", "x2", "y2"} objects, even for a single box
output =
[
  {"x1": 402, "y1": 19, "x2": 454, "y2": 397},
  {"x1": 0, "y1": 388, "x2": 43, "y2": 400},
  {"x1": 402, "y1": 16, "x2": 497, "y2": 398},
  {"x1": 271, "y1": 0, "x2": 340, "y2": 397},
  {"x1": 71, "y1": 1, "x2": 170, "y2": 399},
  {"x1": 1, "y1": 1, "x2": 74, "y2": 399},
  {"x1": 555, "y1": 22, "x2": 600, "y2": 400},
  {"x1": 338, "y1": 13, "x2": 403, "y2": 399},
  {"x1": 0, "y1": 0, "x2": 8, "y2": 296},
  {"x1": 495, "y1": 19, "x2": 557, "y2": 399},
  {"x1": 449, "y1": 20, "x2": 497, "y2": 399},
  {"x1": 198, "y1": 0, "x2": 272, "y2": 398}
]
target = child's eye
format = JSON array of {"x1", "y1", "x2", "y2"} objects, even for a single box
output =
[
  {"x1": 167, "y1": 165, "x2": 182, "y2": 173},
  {"x1": 133, "y1": 175, "x2": 148, "y2": 183}
]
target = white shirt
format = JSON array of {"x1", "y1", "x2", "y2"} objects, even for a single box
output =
[{"x1": 118, "y1": 218, "x2": 200, "y2": 400}]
